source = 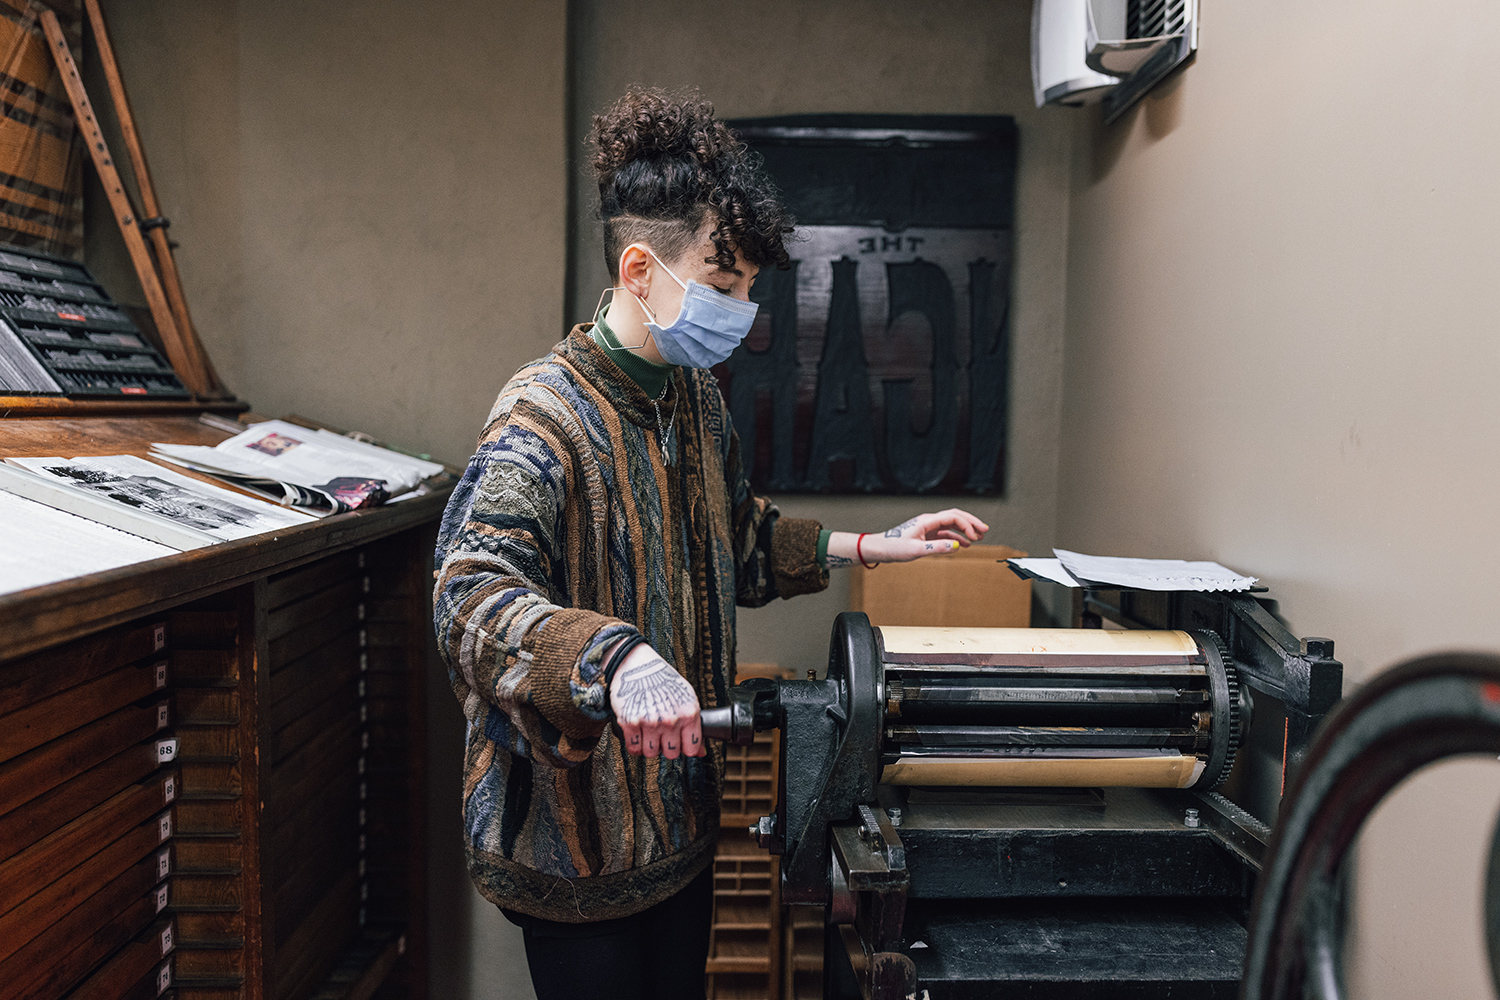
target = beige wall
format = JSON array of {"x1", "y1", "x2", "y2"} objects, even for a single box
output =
[
  {"x1": 1058, "y1": 2, "x2": 1500, "y2": 995},
  {"x1": 92, "y1": 3, "x2": 569, "y2": 997},
  {"x1": 570, "y1": 0, "x2": 1075, "y2": 670},
  {"x1": 92, "y1": 0, "x2": 570, "y2": 470}
]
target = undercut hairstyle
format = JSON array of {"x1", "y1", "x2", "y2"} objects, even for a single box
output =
[{"x1": 588, "y1": 87, "x2": 794, "y2": 281}]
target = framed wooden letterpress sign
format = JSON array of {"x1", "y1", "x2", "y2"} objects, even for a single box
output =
[{"x1": 717, "y1": 115, "x2": 1017, "y2": 495}]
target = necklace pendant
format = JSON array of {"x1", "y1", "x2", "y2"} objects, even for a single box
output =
[{"x1": 653, "y1": 394, "x2": 675, "y2": 465}]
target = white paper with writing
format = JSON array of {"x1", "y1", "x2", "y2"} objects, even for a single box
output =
[{"x1": 1053, "y1": 549, "x2": 1258, "y2": 592}]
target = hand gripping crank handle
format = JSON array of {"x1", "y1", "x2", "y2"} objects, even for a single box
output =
[{"x1": 698, "y1": 687, "x2": 757, "y2": 745}]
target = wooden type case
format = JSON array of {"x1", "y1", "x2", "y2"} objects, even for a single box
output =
[{"x1": 0, "y1": 412, "x2": 443, "y2": 1000}]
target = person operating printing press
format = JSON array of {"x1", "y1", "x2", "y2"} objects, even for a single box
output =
[{"x1": 434, "y1": 87, "x2": 989, "y2": 1000}]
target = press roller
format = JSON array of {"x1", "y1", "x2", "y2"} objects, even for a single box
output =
[
  {"x1": 700, "y1": 612, "x2": 1251, "y2": 905},
  {"x1": 704, "y1": 616, "x2": 1248, "y2": 793},
  {"x1": 875, "y1": 624, "x2": 1245, "y2": 789}
]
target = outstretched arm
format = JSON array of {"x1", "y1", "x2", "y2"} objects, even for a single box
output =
[{"x1": 825, "y1": 508, "x2": 990, "y2": 568}]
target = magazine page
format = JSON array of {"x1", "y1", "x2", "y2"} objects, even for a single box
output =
[
  {"x1": 152, "y1": 420, "x2": 434, "y2": 502},
  {"x1": 306, "y1": 427, "x2": 445, "y2": 479},
  {"x1": 0, "y1": 489, "x2": 175, "y2": 597},
  {"x1": 6, "y1": 455, "x2": 319, "y2": 542},
  {"x1": 203, "y1": 474, "x2": 340, "y2": 516},
  {"x1": 148, "y1": 453, "x2": 365, "y2": 515}
]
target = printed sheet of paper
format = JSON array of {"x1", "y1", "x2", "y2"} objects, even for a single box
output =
[
  {"x1": 0, "y1": 489, "x2": 174, "y2": 596},
  {"x1": 152, "y1": 420, "x2": 443, "y2": 498},
  {"x1": 143, "y1": 456, "x2": 340, "y2": 515},
  {"x1": 1053, "y1": 549, "x2": 1258, "y2": 592},
  {"x1": 1007, "y1": 557, "x2": 1084, "y2": 587},
  {"x1": 7, "y1": 455, "x2": 317, "y2": 542}
]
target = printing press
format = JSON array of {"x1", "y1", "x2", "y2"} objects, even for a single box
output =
[{"x1": 703, "y1": 589, "x2": 1342, "y2": 999}]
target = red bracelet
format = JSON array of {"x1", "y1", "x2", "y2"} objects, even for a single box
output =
[{"x1": 856, "y1": 533, "x2": 878, "y2": 569}]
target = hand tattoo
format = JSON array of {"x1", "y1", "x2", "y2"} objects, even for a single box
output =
[
  {"x1": 885, "y1": 517, "x2": 919, "y2": 539},
  {"x1": 613, "y1": 656, "x2": 696, "y2": 724}
]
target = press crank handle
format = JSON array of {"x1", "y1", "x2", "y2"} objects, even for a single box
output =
[{"x1": 699, "y1": 688, "x2": 756, "y2": 745}]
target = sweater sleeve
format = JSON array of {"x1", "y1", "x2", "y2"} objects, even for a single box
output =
[
  {"x1": 717, "y1": 388, "x2": 829, "y2": 608},
  {"x1": 433, "y1": 415, "x2": 636, "y2": 768}
]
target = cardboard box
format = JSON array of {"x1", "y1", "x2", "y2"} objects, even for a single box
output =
[{"x1": 849, "y1": 543, "x2": 1030, "y2": 628}]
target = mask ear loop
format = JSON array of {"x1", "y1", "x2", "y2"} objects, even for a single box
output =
[{"x1": 596, "y1": 244, "x2": 677, "y2": 353}]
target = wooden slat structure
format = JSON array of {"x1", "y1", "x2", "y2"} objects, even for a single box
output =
[
  {"x1": 0, "y1": 0, "x2": 82, "y2": 255},
  {"x1": 707, "y1": 664, "x2": 792, "y2": 1000},
  {"x1": 83, "y1": 0, "x2": 224, "y2": 397},
  {"x1": 38, "y1": 9, "x2": 210, "y2": 397},
  {"x1": 0, "y1": 412, "x2": 442, "y2": 1000}
]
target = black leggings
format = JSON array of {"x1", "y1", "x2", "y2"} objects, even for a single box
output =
[{"x1": 502, "y1": 866, "x2": 714, "y2": 1000}]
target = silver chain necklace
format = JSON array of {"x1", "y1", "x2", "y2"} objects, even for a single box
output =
[{"x1": 651, "y1": 384, "x2": 676, "y2": 465}]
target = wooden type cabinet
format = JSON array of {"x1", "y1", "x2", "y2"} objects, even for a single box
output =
[
  {"x1": 707, "y1": 723, "x2": 824, "y2": 1000},
  {"x1": 708, "y1": 664, "x2": 820, "y2": 1000},
  {"x1": 0, "y1": 412, "x2": 445, "y2": 1000}
]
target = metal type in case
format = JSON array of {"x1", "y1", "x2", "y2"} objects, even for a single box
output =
[
  {"x1": 0, "y1": 242, "x2": 189, "y2": 398},
  {"x1": 702, "y1": 593, "x2": 1342, "y2": 999}
]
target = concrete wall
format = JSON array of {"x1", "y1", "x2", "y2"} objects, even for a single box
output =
[
  {"x1": 569, "y1": 0, "x2": 1075, "y2": 672},
  {"x1": 1057, "y1": 2, "x2": 1500, "y2": 995}
]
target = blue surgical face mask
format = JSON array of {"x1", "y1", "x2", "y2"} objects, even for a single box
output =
[{"x1": 622, "y1": 246, "x2": 758, "y2": 368}]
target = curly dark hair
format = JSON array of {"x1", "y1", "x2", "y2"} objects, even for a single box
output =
[{"x1": 588, "y1": 87, "x2": 793, "y2": 280}]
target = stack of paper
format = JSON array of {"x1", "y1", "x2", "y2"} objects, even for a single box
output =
[
  {"x1": 1009, "y1": 550, "x2": 1258, "y2": 592},
  {"x1": 3, "y1": 455, "x2": 317, "y2": 547},
  {"x1": 0, "y1": 488, "x2": 174, "y2": 597},
  {"x1": 152, "y1": 419, "x2": 445, "y2": 514}
]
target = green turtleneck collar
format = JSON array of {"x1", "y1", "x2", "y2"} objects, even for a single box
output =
[{"x1": 590, "y1": 303, "x2": 673, "y2": 398}]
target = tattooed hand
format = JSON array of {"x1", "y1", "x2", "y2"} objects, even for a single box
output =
[
  {"x1": 609, "y1": 643, "x2": 704, "y2": 759},
  {"x1": 825, "y1": 509, "x2": 990, "y2": 567}
]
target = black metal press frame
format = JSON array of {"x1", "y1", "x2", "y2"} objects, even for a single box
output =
[{"x1": 710, "y1": 589, "x2": 1344, "y2": 999}]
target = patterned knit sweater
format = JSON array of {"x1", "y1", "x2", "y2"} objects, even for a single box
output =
[{"x1": 434, "y1": 324, "x2": 828, "y2": 922}]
